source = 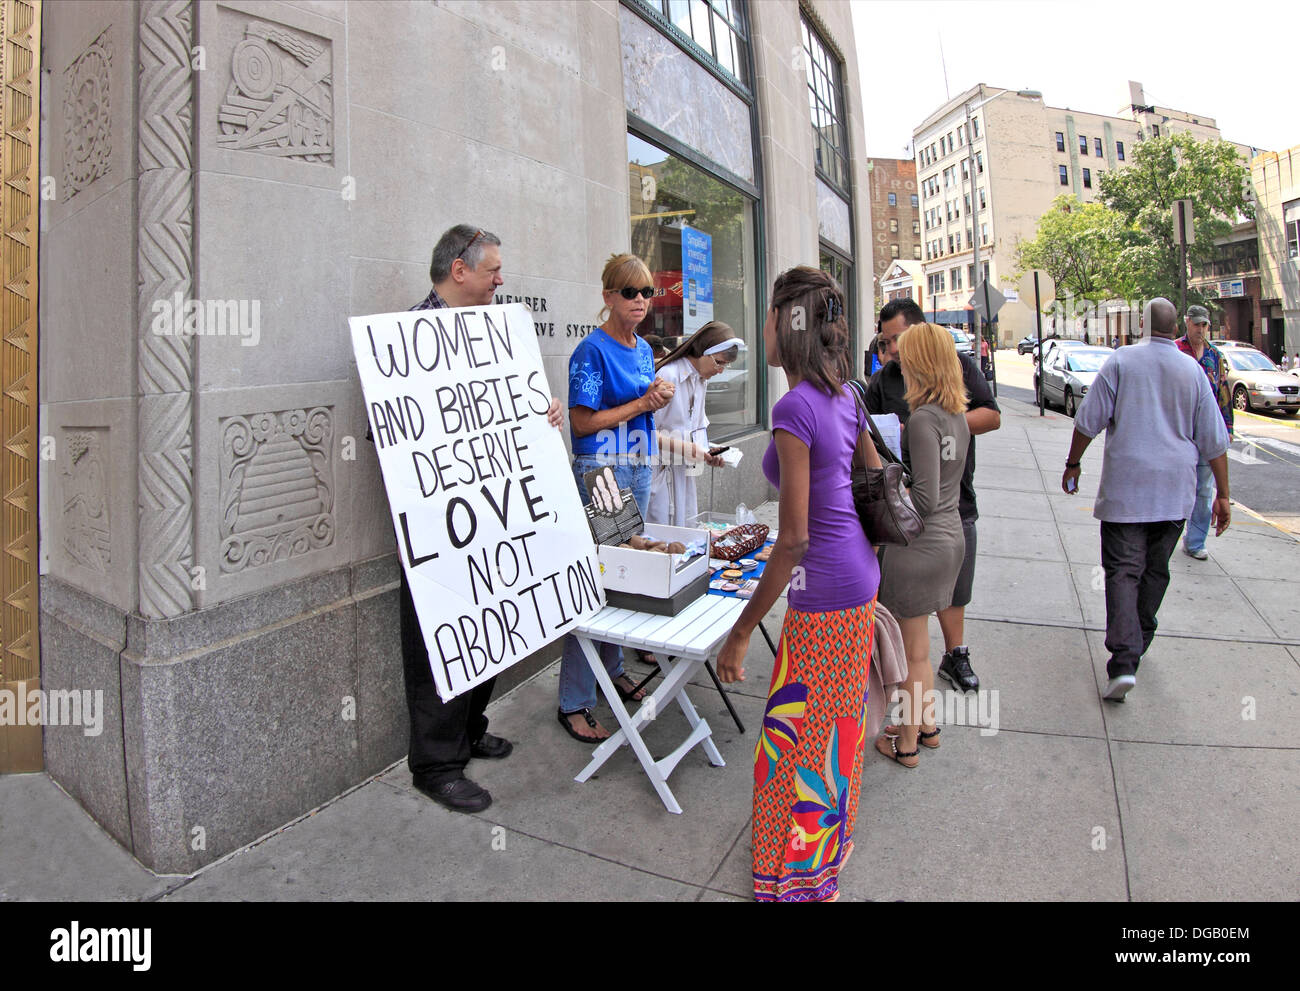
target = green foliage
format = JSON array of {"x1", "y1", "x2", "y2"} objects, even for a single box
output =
[
  {"x1": 1098, "y1": 132, "x2": 1253, "y2": 305},
  {"x1": 1016, "y1": 194, "x2": 1126, "y2": 303}
]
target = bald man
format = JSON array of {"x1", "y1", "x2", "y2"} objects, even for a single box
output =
[{"x1": 1062, "y1": 298, "x2": 1231, "y2": 702}]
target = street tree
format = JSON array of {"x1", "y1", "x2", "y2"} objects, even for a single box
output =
[
  {"x1": 1016, "y1": 194, "x2": 1126, "y2": 303},
  {"x1": 1098, "y1": 132, "x2": 1254, "y2": 306}
]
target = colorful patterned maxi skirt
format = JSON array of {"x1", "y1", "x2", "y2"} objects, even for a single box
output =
[{"x1": 752, "y1": 599, "x2": 876, "y2": 902}]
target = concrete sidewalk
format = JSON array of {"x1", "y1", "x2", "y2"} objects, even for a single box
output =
[{"x1": 4, "y1": 396, "x2": 1297, "y2": 901}]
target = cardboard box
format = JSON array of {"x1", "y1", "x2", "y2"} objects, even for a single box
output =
[
  {"x1": 581, "y1": 471, "x2": 709, "y2": 609},
  {"x1": 596, "y1": 522, "x2": 711, "y2": 601},
  {"x1": 605, "y1": 571, "x2": 711, "y2": 616}
]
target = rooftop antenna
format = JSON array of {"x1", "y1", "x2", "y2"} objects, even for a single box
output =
[{"x1": 938, "y1": 29, "x2": 950, "y2": 101}]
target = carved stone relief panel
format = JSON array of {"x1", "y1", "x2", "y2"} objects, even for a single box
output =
[
  {"x1": 195, "y1": 381, "x2": 351, "y2": 608},
  {"x1": 62, "y1": 26, "x2": 113, "y2": 197},
  {"x1": 61, "y1": 428, "x2": 111, "y2": 575},
  {"x1": 216, "y1": 16, "x2": 332, "y2": 164},
  {"x1": 218, "y1": 406, "x2": 334, "y2": 572},
  {"x1": 199, "y1": 1, "x2": 348, "y2": 189},
  {"x1": 45, "y1": 399, "x2": 134, "y2": 613}
]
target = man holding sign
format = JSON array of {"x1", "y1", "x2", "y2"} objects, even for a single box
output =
[{"x1": 377, "y1": 224, "x2": 565, "y2": 814}]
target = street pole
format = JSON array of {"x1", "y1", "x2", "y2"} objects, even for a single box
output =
[
  {"x1": 1034, "y1": 270, "x2": 1044, "y2": 417},
  {"x1": 1178, "y1": 202, "x2": 1188, "y2": 313},
  {"x1": 966, "y1": 98, "x2": 982, "y2": 369},
  {"x1": 982, "y1": 278, "x2": 996, "y2": 396}
]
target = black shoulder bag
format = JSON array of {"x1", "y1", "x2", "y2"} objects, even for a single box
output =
[{"x1": 846, "y1": 380, "x2": 924, "y2": 547}]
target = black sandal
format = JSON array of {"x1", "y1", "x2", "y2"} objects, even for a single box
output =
[
  {"x1": 613, "y1": 674, "x2": 648, "y2": 703},
  {"x1": 875, "y1": 733, "x2": 919, "y2": 768},
  {"x1": 557, "y1": 708, "x2": 608, "y2": 743},
  {"x1": 883, "y1": 724, "x2": 940, "y2": 749}
]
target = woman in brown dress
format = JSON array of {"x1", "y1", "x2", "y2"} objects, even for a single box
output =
[{"x1": 875, "y1": 322, "x2": 970, "y2": 767}]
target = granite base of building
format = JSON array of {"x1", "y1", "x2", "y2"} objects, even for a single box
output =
[
  {"x1": 37, "y1": 430, "x2": 774, "y2": 875},
  {"x1": 37, "y1": 554, "x2": 562, "y2": 875}
]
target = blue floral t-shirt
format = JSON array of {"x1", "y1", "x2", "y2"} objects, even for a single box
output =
[{"x1": 568, "y1": 329, "x2": 657, "y2": 457}]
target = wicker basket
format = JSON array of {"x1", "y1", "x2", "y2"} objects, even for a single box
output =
[{"x1": 709, "y1": 523, "x2": 770, "y2": 561}]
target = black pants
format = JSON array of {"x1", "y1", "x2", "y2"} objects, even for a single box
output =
[
  {"x1": 1100, "y1": 520, "x2": 1185, "y2": 678},
  {"x1": 400, "y1": 569, "x2": 494, "y2": 786}
]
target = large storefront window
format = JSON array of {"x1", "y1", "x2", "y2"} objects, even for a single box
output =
[{"x1": 628, "y1": 132, "x2": 758, "y2": 436}]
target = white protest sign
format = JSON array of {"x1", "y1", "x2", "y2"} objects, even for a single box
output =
[{"x1": 350, "y1": 302, "x2": 604, "y2": 701}]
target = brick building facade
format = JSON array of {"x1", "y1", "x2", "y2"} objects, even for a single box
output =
[{"x1": 867, "y1": 158, "x2": 920, "y2": 315}]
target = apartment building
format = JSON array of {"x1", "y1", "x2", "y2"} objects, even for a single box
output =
[
  {"x1": 912, "y1": 81, "x2": 1234, "y2": 343},
  {"x1": 1188, "y1": 220, "x2": 1268, "y2": 352},
  {"x1": 1252, "y1": 146, "x2": 1300, "y2": 358},
  {"x1": 866, "y1": 158, "x2": 921, "y2": 313}
]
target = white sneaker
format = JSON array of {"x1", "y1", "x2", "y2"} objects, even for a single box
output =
[
  {"x1": 1183, "y1": 545, "x2": 1208, "y2": 560},
  {"x1": 1103, "y1": 674, "x2": 1136, "y2": 702}
]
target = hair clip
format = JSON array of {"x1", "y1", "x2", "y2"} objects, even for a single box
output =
[{"x1": 824, "y1": 293, "x2": 843, "y2": 323}]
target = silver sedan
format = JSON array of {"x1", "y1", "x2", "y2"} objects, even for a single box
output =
[{"x1": 1039, "y1": 346, "x2": 1112, "y2": 417}]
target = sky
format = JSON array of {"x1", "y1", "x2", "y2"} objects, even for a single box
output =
[{"x1": 850, "y1": 0, "x2": 1297, "y2": 159}]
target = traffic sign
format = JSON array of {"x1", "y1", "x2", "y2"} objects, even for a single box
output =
[
  {"x1": 969, "y1": 280, "x2": 1007, "y2": 321},
  {"x1": 1172, "y1": 199, "x2": 1195, "y2": 245}
]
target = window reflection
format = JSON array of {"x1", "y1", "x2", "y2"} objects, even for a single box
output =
[{"x1": 628, "y1": 132, "x2": 757, "y2": 434}]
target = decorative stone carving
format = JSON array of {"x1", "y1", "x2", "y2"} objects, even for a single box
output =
[
  {"x1": 219, "y1": 408, "x2": 334, "y2": 572},
  {"x1": 63, "y1": 27, "x2": 113, "y2": 197},
  {"x1": 62, "y1": 430, "x2": 111, "y2": 575},
  {"x1": 137, "y1": 0, "x2": 196, "y2": 619},
  {"x1": 216, "y1": 19, "x2": 332, "y2": 164}
]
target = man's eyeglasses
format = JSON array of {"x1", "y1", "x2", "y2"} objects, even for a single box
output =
[
  {"x1": 618, "y1": 286, "x2": 655, "y2": 300},
  {"x1": 456, "y1": 229, "x2": 485, "y2": 261}
]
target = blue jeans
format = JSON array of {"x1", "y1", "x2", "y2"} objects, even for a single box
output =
[
  {"x1": 559, "y1": 455, "x2": 652, "y2": 713},
  {"x1": 1183, "y1": 461, "x2": 1214, "y2": 553}
]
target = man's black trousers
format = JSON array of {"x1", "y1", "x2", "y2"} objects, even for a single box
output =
[
  {"x1": 400, "y1": 569, "x2": 494, "y2": 786},
  {"x1": 1100, "y1": 520, "x2": 1185, "y2": 679}
]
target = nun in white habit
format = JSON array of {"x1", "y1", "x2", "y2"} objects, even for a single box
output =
[{"x1": 646, "y1": 321, "x2": 744, "y2": 527}]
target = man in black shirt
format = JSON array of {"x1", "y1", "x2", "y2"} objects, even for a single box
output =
[{"x1": 864, "y1": 299, "x2": 1001, "y2": 691}]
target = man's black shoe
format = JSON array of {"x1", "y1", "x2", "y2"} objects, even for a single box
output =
[
  {"x1": 470, "y1": 732, "x2": 513, "y2": 760},
  {"x1": 938, "y1": 646, "x2": 979, "y2": 693},
  {"x1": 414, "y1": 776, "x2": 492, "y2": 813}
]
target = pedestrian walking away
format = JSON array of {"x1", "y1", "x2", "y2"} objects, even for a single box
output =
[
  {"x1": 1062, "y1": 298, "x2": 1230, "y2": 703},
  {"x1": 1175, "y1": 304, "x2": 1232, "y2": 561}
]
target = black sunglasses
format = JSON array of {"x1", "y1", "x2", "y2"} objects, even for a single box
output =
[{"x1": 617, "y1": 286, "x2": 655, "y2": 300}]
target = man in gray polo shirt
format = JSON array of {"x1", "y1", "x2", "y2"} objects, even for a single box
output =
[{"x1": 1061, "y1": 298, "x2": 1231, "y2": 702}]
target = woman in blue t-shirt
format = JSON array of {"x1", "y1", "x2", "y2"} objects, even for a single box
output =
[{"x1": 557, "y1": 253, "x2": 676, "y2": 744}]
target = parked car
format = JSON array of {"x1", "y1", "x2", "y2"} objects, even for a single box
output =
[
  {"x1": 1222, "y1": 347, "x2": 1300, "y2": 415},
  {"x1": 1032, "y1": 340, "x2": 1098, "y2": 389},
  {"x1": 1038, "y1": 346, "x2": 1111, "y2": 416},
  {"x1": 705, "y1": 365, "x2": 748, "y2": 414},
  {"x1": 1018, "y1": 333, "x2": 1058, "y2": 355},
  {"x1": 947, "y1": 328, "x2": 974, "y2": 357}
]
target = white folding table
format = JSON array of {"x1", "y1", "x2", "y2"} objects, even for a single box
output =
[{"x1": 571, "y1": 593, "x2": 747, "y2": 814}]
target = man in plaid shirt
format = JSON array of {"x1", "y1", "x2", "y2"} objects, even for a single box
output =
[
  {"x1": 395, "y1": 224, "x2": 562, "y2": 813},
  {"x1": 1175, "y1": 305, "x2": 1233, "y2": 560}
]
